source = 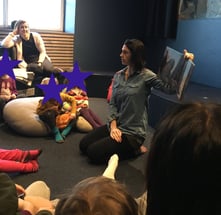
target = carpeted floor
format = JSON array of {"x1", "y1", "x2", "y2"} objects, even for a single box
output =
[{"x1": 0, "y1": 98, "x2": 153, "y2": 199}]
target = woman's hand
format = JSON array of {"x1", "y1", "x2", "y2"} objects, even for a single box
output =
[
  {"x1": 110, "y1": 120, "x2": 122, "y2": 142},
  {"x1": 110, "y1": 127, "x2": 122, "y2": 143}
]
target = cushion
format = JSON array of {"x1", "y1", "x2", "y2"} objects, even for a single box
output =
[
  {"x1": 3, "y1": 97, "x2": 93, "y2": 137},
  {"x1": 3, "y1": 97, "x2": 49, "y2": 136},
  {"x1": 76, "y1": 116, "x2": 93, "y2": 132}
]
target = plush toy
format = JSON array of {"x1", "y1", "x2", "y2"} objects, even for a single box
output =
[
  {"x1": 55, "y1": 101, "x2": 73, "y2": 129},
  {"x1": 183, "y1": 49, "x2": 194, "y2": 61},
  {"x1": 56, "y1": 112, "x2": 72, "y2": 129},
  {"x1": 61, "y1": 101, "x2": 72, "y2": 113}
]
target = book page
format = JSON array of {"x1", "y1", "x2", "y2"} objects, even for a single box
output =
[{"x1": 13, "y1": 68, "x2": 28, "y2": 79}]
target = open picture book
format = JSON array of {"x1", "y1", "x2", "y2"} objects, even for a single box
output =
[{"x1": 158, "y1": 46, "x2": 195, "y2": 100}]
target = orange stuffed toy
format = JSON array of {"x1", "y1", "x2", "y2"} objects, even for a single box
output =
[
  {"x1": 56, "y1": 101, "x2": 73, "y2": 129},
  {"x1": 56, "y1": 113, "x2": 72, "y2": 129}
]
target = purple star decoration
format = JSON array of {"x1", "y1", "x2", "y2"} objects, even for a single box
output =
[
  {"x1": 61, "y1": 61, "x2": 93, "y2": 91},
  {"x1": 37, "y1": 74, "x2": 66, "y2": 104},
  {"x1": 0, "y1": 49, "x2": 21, "y2": 79},
  {"x1": 37, "y1": 61, "x2": 93, "y2": 104}
]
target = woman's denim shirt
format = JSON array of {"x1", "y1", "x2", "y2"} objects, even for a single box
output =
[{"x1": 108, "y1": 67, "x2": 175, "y2": 139}]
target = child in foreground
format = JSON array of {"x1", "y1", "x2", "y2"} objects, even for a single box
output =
[{"x1": 55, "y1": 154, "x2": 138, "y2": 215}]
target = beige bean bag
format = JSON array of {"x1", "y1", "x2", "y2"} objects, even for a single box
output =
[{"x1": 3, "y1": 97, "x2": 92, "y2": 137}]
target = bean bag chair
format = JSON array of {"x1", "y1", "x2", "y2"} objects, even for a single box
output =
[{"x1": 3, "y1": 97, "x2": 93, "y2": 137}]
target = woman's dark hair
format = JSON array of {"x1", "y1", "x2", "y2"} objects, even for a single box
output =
[
  {"x1": 146, "y1": 102, "x2": 221, "y2": 215},
  {"x1": 55, "y1": 176, "x2": 138, "y2": 215},
  {"x1": 124, "y1": 39, "x2": 146, "y2": 71},
  {"x1": 11, "y1": 20, "x2": 17, "y2": 29}
]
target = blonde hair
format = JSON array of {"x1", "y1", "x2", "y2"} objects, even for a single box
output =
[{"x1": 14, "y1": 20, "x2": 27, "y2": 30}]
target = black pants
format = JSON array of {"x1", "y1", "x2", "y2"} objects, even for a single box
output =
[
  {"x1": 27, "y1": 57, "x2": 63, "y2": 96},
  {"x1": 27, "y1": 57, "x2": 55, "y2": 75},
  {"x1": 79, "y1": 125, "x2": 144, "y2": 164}
]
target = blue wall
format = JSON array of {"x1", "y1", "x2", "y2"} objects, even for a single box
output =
[{"x1": 167, "y1": 19, "x2": 221, "y2": 89}]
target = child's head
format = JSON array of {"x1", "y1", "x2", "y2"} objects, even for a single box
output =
[
  {"x1": 55, "y1": 176, "x2": 138, "y2": 215},
  {"x1": 146, "y1": 102, "x2": 221, "y2": 215}
]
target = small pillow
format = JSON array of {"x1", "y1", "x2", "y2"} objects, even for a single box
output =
[{"x1": 76, "y1": 116, "x2": 93, "y2": 132}]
